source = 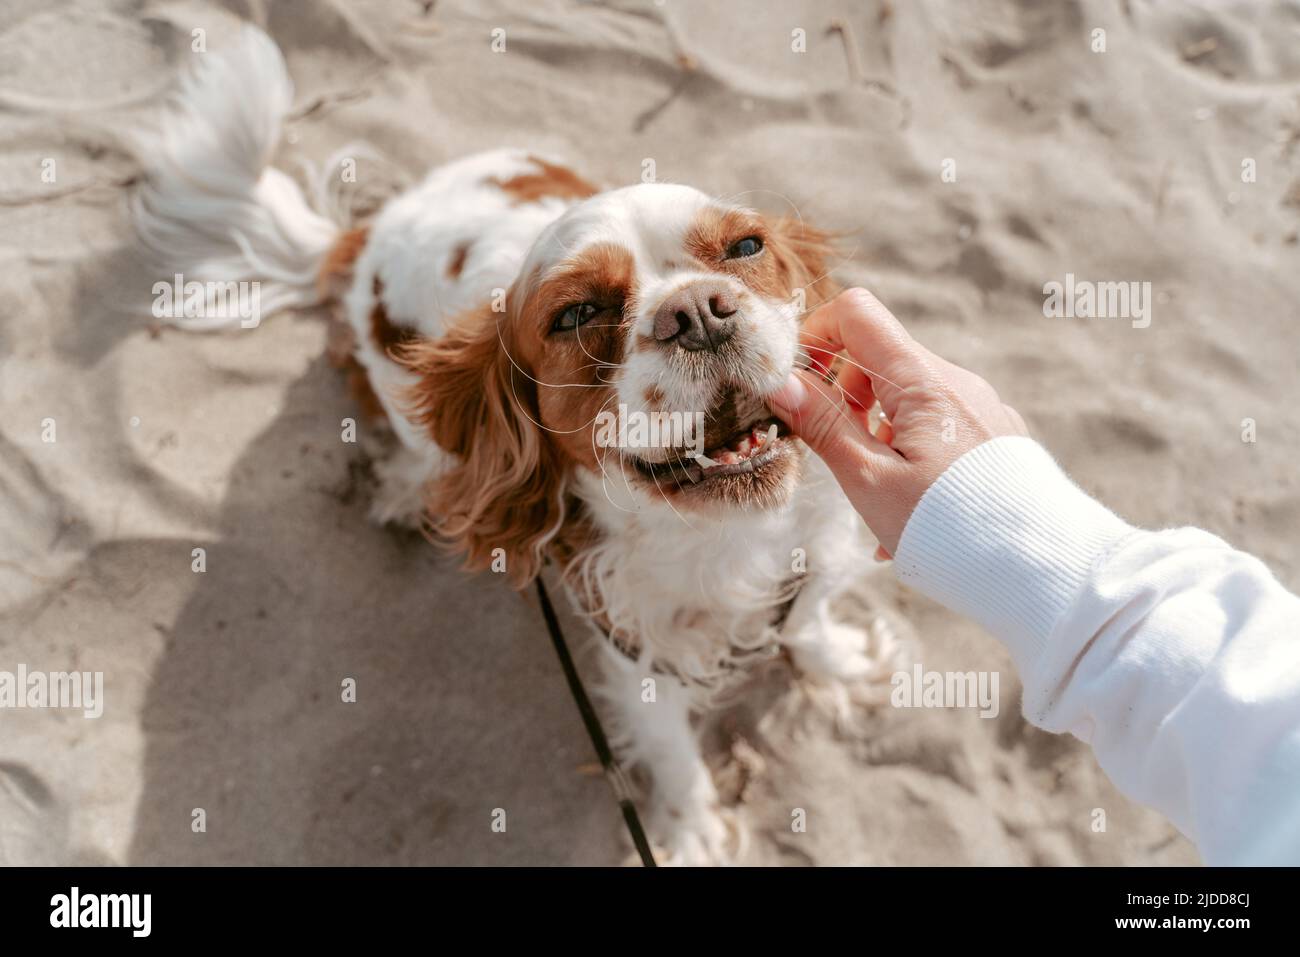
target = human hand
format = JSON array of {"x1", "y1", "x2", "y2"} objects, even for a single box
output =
[{"x1": 767, "y1": 288, "x2": 1028, "y2": 557}]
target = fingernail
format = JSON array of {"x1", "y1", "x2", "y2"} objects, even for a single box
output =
[{"x1": 768, "y1": 372, "x2": 806, "y2": 410}]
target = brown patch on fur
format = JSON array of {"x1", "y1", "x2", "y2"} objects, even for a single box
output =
[
  {"x1": 317, "y1": 226, "x2": 395, "y2": 424},
  {"x1": 344, "y1": 361, "x2": 387, "y2": 420},
  {"x1": 490, "y1": 155, "x2": 598, "y2": 206},
  {"x1": 685, "y1": 207, "x2": 841, "y2": 312},
  {"x1": 523, "y1": 244, "x2": 636, "y2": 472},
  {"x1": 326, "y1": 320, "x2": 386, "y2": 420},
  {"x1": 398, "y1": 243, "x2": 635, "y2": 586},
  {"x1": 317, "y1": 226, "x2": 370, "y2": 298},
  {"x1": 447, "y1": 242, "x2": 471, "y2": 279},
  {"x1": 398, "y1": 301, "x2": 566, "y2": 588},
  {"x1": 370, "y1": 277, "x2": 419, "y2": 358},
  {"x1": 765, "y1": 216, "x2": 841, "y2": 309},
  {"x1": 325, "y1": 315, "x2": 357, "y2": 368},
  {"x1": 644, "y1": 386, "x2": 665, "y2": 406}
]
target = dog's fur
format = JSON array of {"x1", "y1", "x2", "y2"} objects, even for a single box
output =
[{"x1": 129, "y1": 26, "x2": 904, "y2": 864}]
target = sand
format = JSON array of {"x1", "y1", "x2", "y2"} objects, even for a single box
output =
[{"x1": 4, "y1": 0, "x2": 1298, "y2": 865}]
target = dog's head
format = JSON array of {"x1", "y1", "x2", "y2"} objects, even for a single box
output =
[{"x1": 403, "y1": 183, "x2": 837, "y2": 584}]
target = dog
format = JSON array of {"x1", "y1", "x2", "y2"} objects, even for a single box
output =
[{"x1": 128, "y1": 25, "x2": 904, "y2": 864}]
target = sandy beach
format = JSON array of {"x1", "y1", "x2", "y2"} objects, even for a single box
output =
[{"x1": 3, "y1": 0, "x2": 1298, "y2": 865}]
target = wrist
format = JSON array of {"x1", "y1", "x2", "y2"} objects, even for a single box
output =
[{"x1": 891, "y1": 436, "x2": 1135, "y2": 672}]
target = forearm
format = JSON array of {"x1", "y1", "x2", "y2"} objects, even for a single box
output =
[{"x1": 893, "y1": 436, "x2": 1300, "y2": 864}]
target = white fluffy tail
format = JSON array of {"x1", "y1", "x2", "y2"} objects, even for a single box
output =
[{"x1": 128, "y1": 26, "x2": 337, "y2": 330}]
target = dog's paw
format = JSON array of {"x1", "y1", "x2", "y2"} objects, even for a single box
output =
[
  {"x1": 649, "y1": 804, "x2": 745, "y2": 866},
  {"x1": 368, "y1": 488, "x2": 425, "y2": 528},
  {"x1": 368, "y1": 452, "x2": 432, "y2": 528},
  {"x1": 794, "y1": 617, "x2": 903, "y2": 685},
  {"x1": 793, "y1": 617, "x2": 908, "y2": 730}
]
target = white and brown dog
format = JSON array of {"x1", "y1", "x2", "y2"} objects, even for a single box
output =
[{"x1": 129, "y1": 26, "x2": 903, "y2": 864}]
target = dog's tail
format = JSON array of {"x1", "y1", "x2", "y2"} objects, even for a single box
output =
[{"x1": 128, "y1": 26, "x2": 345, "y2": 330}]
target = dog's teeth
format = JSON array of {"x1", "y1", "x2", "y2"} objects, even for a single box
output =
[
  {"x1": 765, "y1": 423, "x2": 778, "y2": 446},
  {"x1": 691, "y1": 452, "x2": 719, "y2": 468}
]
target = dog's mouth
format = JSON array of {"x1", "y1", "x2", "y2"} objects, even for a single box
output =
[
  {"x1": 631, "y1": 413, "x2": 793, "y2": 486},
  {"x1": 622, "y1": 383, "x2": 802, "y2": 503}
]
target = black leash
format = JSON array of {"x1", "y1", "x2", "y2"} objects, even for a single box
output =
[{"x1": 534, "y1": 577, "x2": 657, "y2": 867}]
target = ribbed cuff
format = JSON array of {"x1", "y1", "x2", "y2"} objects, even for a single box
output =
[{"x1": 893, "y1": 436, "x2": 1135, "y2": 674}]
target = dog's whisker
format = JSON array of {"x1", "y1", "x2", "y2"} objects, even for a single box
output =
[{"x1": 796, "y1": 331, "x2": 917, "y2": 396}]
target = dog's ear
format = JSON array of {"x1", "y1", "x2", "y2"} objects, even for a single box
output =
[
  {"x1": 399, "y1": 305, "x2": 564, "y2": 587},
  {"x1": 764, "y1": 216, "x2": 841, "y2": 312}
]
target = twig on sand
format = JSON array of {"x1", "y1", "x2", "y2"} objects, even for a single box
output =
[
  {"x1": 655, "y1": 5, "x2": 698, "y2": 74},
  {"x1": 632, "y1": 10, "x2": 699, "y2": 133},
  {"x1": 827, "y1": 19, "x2": 864, "y2": 85},
  {"x1": 827, "y1": 17, "x2": 910, "y2": 128},
  {"x1": 288, "y1": 88, "x2": 372, "y2": 122},
  {"x1": 1181, "y1": 37, "x2": 1218, "y2": 62},
  {"x1": 0, "y1": 173, "x2": 139, "y2": 207},
  {"x1": 403, "y1": 0, "x2": 440, "y2": 35}
]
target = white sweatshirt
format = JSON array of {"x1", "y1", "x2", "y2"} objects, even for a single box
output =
[{"x1": 893, "y1": 436, "x2": 1300, "y2": 865}]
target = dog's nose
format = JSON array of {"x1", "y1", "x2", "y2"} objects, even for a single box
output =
[{"x1": 653, "y1": 281, "x2": 738, "y2": 352}]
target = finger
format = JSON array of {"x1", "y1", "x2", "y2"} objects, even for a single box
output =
[
  {"x1": 799, "y1": 287, "x2": 916, "y2": 362},
  {"x1": 799, "y1": 288, "x2": 926, "y2": 417},
  {"x1": 1003, "y1": 404, "x2": 1028, "y2": 436},
  {"x1": 805, "y1": 343, "x2": 837, "y2": 377},
  {"x1": 834, "y1": 362, "x2": 876, "y2": 411},
  {"x1": 766, "y1": 369, "x2": 898, "y2": 478}
]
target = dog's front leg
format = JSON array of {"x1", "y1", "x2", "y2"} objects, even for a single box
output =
[
  {"x1": 778, "y1": 572, "x2": 903, "y2": 712},
  {"x1": 593, "y1": 642, "x2": 739, "y2": 865},
  {"x1": 369, "y1": 443, "x2": 445, "y2": 527}
]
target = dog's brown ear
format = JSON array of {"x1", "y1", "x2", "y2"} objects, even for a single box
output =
[
  {"x1": 399, "y1": 306, "x2": 564, "y2": 587},
  {"x1": 764, "y1": 216, "x2": 842, "y2": 312}
]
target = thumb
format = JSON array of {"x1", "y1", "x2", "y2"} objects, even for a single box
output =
[{"x1": 766, "y1": 369, "x2": 895, "y2": 478}]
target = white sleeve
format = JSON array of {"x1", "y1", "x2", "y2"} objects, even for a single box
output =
[{"x1": 892, "y1": 435, "x2": 1300, "y2": 865}]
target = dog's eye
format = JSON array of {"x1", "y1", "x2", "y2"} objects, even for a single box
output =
[
  {"x1": 725, "y1": 236, "x2": 764, "y2": 259},
  {"x1": 551, "y1": 302, "x2": 600, "y2": 333}
]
